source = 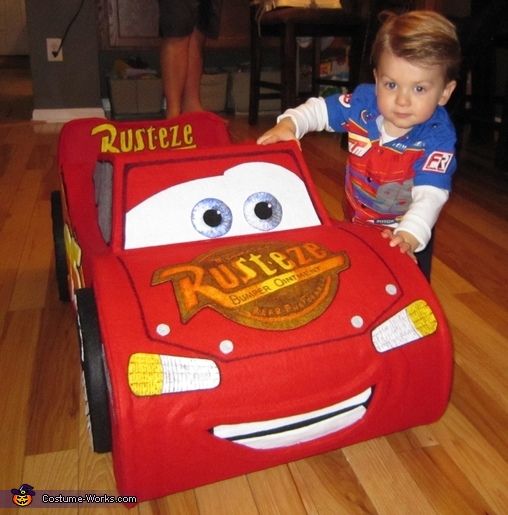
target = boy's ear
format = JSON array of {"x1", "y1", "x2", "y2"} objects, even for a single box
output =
[
  {"x1": 373, "y1": 68, "x2": 380, "y2": 95},
  {"x1": 438, "y1": 80, "x2": 457, "y2": 106}
]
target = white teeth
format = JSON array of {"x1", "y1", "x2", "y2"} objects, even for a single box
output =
[{"x1": 212, "y1": 387, "x2": 372, "y2": 449}]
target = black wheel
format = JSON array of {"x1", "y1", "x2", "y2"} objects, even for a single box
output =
[
  {"x1": 76, "y1": 288, "x2": 112, "y2": 453},
  {"x1": 51, "y1": 190, "x2": 70, "y2": 302}
]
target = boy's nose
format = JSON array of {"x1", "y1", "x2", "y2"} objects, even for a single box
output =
[{"x1": 395, "y1": 90, "x2": 410, "y2": 106}]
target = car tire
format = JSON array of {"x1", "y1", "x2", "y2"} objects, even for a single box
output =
[
  {"x1": 50, "y1": 190, "x2": 70, "y2": 302},
  {"x1": 76, "y1": 288, "x2": 112, "y2": 453}
]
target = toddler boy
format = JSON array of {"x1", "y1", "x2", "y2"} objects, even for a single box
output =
[{"x1": 257, "y1": 10, "x2": 461, "y2": 279}]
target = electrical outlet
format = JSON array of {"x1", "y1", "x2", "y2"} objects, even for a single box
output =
[{"x1": 46, "y1": 38, "x2": 63, "y2": 62}]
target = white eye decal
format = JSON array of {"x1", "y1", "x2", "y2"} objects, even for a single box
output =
[
  {"x1": 244, "y1": 192, "x2": 282, "y2": 231},
  {"x1": 124, "y1": 161, "x2": 321, "y2": 249},
  {"x1": 191, "y1": 198, "x2": 233, "y2": 238}
]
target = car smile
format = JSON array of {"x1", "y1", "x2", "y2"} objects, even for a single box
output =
[{"x1": 212, "y1": 387, "x2": 372, "y2": 449}]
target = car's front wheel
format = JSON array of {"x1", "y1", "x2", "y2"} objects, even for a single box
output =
[{"x1": 76, "y1": 288, "x2": 112, "y2": 453}]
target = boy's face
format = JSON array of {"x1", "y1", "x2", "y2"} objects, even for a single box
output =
[{"x1": 373, "y1": 50, "x2": 456, "y2": 138}]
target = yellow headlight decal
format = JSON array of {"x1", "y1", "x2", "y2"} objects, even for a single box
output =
[
  {"x1": 372, "y1": 299, "x2": 437, "y2": 353},
  {"x1": 128, "y1": 352, "x2": 220, "y2": 396}
]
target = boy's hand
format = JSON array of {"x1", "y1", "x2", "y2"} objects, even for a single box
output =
[
  {"x1": 256, "y1": 118, "x2": 299, "y2": 147},
  {"x1": 381, "y1": 229, "x2": 419, "y2": 263}
]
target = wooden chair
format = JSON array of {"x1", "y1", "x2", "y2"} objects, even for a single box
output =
[
  {"x1": 248, "y1": 0, "x2": 378, "y2": 124},
  {"x1": 447, "y1": 0, "x2": 508, "y2": 170}
]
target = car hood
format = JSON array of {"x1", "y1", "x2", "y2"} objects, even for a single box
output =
[{"x1": 119, "y1": 224, "x2": 403, "y2": 361}]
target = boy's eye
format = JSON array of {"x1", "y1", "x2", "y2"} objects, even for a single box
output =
[
  {"x1": 414, "y1": 85, "x2": 426, "y2": 93},
  {"x1": 384, "y1": 81, "x2": 397, "y2": 90}
]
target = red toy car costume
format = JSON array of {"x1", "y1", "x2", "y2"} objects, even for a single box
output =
[{"x1": 52, "y1": 112, "x2": 453, "y2": 503}]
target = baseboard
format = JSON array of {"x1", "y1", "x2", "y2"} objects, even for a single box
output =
[{"x1": 32, "y1": 107, "x2": 106, "y2": 123}]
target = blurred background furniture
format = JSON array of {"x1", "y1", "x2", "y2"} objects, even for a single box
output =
[
  {"x1": 248, "y1": 0, "x2": 379, "y2": 124},
  {"x1": 447, "y1": 0, "x2": 508, "y2": 171},
  {"x1": 247, "y1": 0, "x2": 422, "y2": 124}
]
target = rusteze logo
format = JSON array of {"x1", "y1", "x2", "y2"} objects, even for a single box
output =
[
  {"x1": 90, "y1": 122, "x2": 196, "y2": 153},
  {"x1": 152, "y1": 242, "x2": 350, "y2": 330}
]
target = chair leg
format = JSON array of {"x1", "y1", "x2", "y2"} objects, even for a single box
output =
[
  {"x1": 249, "y1": 9, "x2": 262, "y2": 125},
  {"x1": 311, "y1": 37, "x2": 321, "y2": 97},
  {"x1": 495, "y1": 78, "x2": 508, "y2": 171},
  {"x1": 349, "y1": 28, "x2": 366, "y2": 89},
  {"x1": 281, "y1": 22, "x2": 297, "y2": 110},
  {"x1": 470, "y1": 42, "x2": 496, "y2": 144}
]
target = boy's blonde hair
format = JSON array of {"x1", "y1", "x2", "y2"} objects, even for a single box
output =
[{"x1": 371, "y1": 10, "x2": 461, "y2": 82}]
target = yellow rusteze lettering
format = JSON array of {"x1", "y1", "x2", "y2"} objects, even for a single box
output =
[
  {"x1": 91, "y1": 122, "x2": 195, "y2": 153},
  {"x1": 152, "y1": 243, "x2": 331, "y2": 312}
]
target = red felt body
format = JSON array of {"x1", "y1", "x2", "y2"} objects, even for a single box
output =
[{"x1": 57, "y1": 115, "x2": 453, "y2": 503}]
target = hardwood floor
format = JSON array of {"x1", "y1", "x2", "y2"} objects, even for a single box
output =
[{"x1": 0, "y1": 62, "x2": 507, "y2": 513}]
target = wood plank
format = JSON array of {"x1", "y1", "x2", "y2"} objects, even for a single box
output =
[
  {"x1": 289, "y1": 451, "x2": 377, "y2": 514},
  {"x1": 25, "y1": 303, "x2": 80, "y2": 454},
  {"x1": 449, "y1": 322, "x2": 507, "y2": 411},
  {"x1": 194, "y1": 475, "x2": 259, "y2": 515},
  {"x1": 139, "y1": 490, "x2": 199, "y2": 515},
  {"x1": 398, "y1": 446, "x2": 491, "y2": 515},
  {"x1": 0, "y1": 310, "x2": 41, "y2": 488},
  {"x1": 421, "y1": 403, "x2": 508, "y2": 514},
  {"x1": 443, "y1": 194, "x2": 508, "y2": 251},
  {"x1": 247, "y1": 464, "x2": 308, "y2": 515},
  {"x1": 22, "y1": 450, "x2": 78, "y2": 515},
  {"x1": 9, "y1": 194, "x2": 52, "y2": 311},
  {"x1": 451, "y1": 364, "x2": 508, "y2": 463},
  {"x1": 343, "y1": 438, "x2": 437, "y2": 514},
  {"x1": 0, "y1": 159, "x2": 40, "y2": 328},
  {"x1": 434, "y1": 214, "x2": 508, "y2": 305},
  {"x1": 455, "y1": 289, "x2": 508, "y2": 338}
]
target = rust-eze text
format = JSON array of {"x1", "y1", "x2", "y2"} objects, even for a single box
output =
[{"x1": 91, "y1": 123, "x2": 195, "y2": 153}]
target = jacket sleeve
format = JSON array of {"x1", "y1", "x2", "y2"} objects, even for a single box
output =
[
  {"x1": 277, "y1": 97, "x2": 331, "y2": 139},
  {"x1": 412, "y1": 109, "x2": 457, "y2": 191},
  {"x1": 394, "y1": 185, "x2": 449, "y2": 252}
]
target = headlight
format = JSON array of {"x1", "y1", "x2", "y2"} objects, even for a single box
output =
[
  {"x1": 128, "y1": 353, "x2": 220, "y2": 396},
  {"x1": 372, "y1": 299, "x2": 437, "y2": 353}
]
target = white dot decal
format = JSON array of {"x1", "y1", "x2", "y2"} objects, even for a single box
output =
[
  {"x1": 385, "y1": 284, "x2": 397, "y2": 296},
  {"x1": 156, "y1": 323, "x2": 170, "y2": 336},
  {"x1": 351, "y1": 316, "x2": 364, "y2": 329},
  {"x1": 219, "y1": 340, "x2": 234, "y2": 354}
]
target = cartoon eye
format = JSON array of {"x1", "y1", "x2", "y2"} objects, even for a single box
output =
[
  {"x1": 191, "y1": 198, "x2": 232, "y2": 238},
  {"x1": 244, "y1": 192, "x2": 282, "y2": 231}
]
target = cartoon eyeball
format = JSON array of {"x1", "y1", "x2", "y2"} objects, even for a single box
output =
[
  {"x1": 125, "y1": 162, "x2": 320, "y2": 249},
  {"x1": 243, "y1": 192, "x2": 282, "y2": 231},
  {"x1": 191, "y1": 198, "x2": 233, "y2": 238}
]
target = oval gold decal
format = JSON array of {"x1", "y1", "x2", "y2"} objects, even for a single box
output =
[{"x1": 152, "y1": 241, "x2": 349, "y2": 330}]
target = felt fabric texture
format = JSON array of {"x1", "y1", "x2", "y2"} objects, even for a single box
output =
[
  {"x1": 58, "y1": 112, "x2": 232, "y2": 286},
  {"x1": 57, "y1": 116, "x2": 453, "y2": 503}
]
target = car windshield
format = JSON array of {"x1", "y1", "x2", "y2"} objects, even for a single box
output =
[{"x1": 122, "y1": 155, "x2": 322, "y2": 249}]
